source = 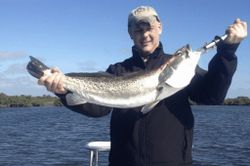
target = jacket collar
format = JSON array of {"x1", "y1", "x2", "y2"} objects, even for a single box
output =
[
  {"x1": 132, "y1": 42, "x2": 164, "y2": 60},
  {"x1": 131, "y1": 42, "x2": 164, "y2": 69}
]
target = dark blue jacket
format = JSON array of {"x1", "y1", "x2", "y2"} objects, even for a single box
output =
[{"x1": 59, "y1": 42, "x2": 238, "y2": 166}]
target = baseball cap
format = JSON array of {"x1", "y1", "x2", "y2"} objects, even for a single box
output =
[{"x1": 128, "y1": 6, "x2": 160, "y2": 29}]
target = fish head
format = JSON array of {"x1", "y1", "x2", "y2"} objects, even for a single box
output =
[
  {"x1": 173, "y1": 44, "x2": 192, "y2": 59},
  {"x1": 160, "y1": 44, "x2": 202, "y2": 88}
]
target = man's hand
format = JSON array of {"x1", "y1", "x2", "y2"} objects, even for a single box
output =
[
  {"x1": 38, "y1": 67, "x2": 67, "y2": 94},
  {"x1": 224, "y1": 18, "x2": 247, "y2": 44}
]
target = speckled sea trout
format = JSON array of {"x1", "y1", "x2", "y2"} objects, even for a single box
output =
[{"x1": 26, "y1": 36, "x2": 226, "y2": 113}]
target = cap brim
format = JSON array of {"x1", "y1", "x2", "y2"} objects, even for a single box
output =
[{"x1": 130, "y1": 16, "x2": 158, "y2": 28}]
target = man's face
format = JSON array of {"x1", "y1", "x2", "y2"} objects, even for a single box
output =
[{"x1": 129, "y1": 21, "x2": 162, "y2": 56}]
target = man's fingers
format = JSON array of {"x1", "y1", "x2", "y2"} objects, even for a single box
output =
[
  {"x1": 36, "y1": 67, "x2": 67, "y2": 94},
  {"x1": 58, "y1": 74, "x2": 67, "y2": 94},
  {"x1": 51, "y1": 73, "x2": 61, "y2": 92},
  {"x1": 44, "y1": 75, "x2": 54, "y2": 92},
  {"x1": 58, "y1": 75, "x2": 65, "y2": 91},
  {"x1": 234, "y1": 18, "x2": 241, "y2": 24},
  {"x1": 225, "y1": 19, "x2": 248, "y2": 44},
  {"x1": 38, "y1": 76, "x2": 47, "y2": 85},
  {"x1": 242, "y1": 21, "x2": 248, "y2": 32},
  {"x1": 51, "y1": 67, "x2": 61, "y2": 73}
]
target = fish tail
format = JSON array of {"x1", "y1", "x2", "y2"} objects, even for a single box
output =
[{"x1": 26, "y1": 56, "x2": 50, "y2": 79}]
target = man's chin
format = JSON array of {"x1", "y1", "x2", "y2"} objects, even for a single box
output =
[{"x1": 140, "y1": 47, "x2": 154, "y2": 55}]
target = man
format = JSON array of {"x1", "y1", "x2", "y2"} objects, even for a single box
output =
[{"x1": 39, "y1": 6, "x2": 247, "y2": 166}]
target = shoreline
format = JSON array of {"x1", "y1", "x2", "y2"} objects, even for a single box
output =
[{"x1": 1, "y1": 92, "x2": 250, "y2": 108}]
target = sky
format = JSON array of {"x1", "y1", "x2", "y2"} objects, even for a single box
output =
[{"x1": 0, "y1": 0, "x2": 249, "y2": 98}]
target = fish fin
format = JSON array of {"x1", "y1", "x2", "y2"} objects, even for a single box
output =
[
  {"x1": 140, "y1": 83, "x2": 179, "y2": 114},
  {"x1": 156, "y1": 83, "x2": 184, "y2": 101},
  {"x1": 66, "y1": 93, "x2": 87, "y2": 106},
  {"x1": 141, "y1": 101, "x2": 160, "y2": 114},
  {"x1": 66, "y1": 71, "x2": 113, "y2": 77}
]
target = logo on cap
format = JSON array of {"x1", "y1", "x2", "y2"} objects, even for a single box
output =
[{"x1": 128, "y1": 6, "x2": 160, "y2": 29}]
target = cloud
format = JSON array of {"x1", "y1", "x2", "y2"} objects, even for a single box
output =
[
  {"x1": 0, "y1": 51, "x2": 27, "y2": 61},
  {"x1": 0, "y1": 74, "x2": 30, "y2": 87},
  {"x1": 0, "y1": 60, "x2": 50, "y2": 96},
  {"x1": 0, "y1": 74, "x2": 50, "y2": 96},
  {"x1": 3, "y1": 63, "x2": 27, "y2": 75}
]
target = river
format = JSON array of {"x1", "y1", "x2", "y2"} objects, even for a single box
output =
[{"x1": 0, "y1": 106, "x2": 249, "y2": 166}]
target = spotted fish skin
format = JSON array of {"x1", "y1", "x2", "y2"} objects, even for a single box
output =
[{"x1": 26, "y1": 45, "x2": 201, "y2": 113}]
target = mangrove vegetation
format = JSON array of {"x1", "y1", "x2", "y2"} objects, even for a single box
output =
[
  {"x1": 0, "y1": 92, "x2": 250, "y2": 108},
  {"x1": 0, "y1": 92, "x2": 62, "y2": 108}
]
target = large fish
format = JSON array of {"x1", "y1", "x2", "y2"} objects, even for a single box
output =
[{"x1": 26, "y1": 35, "x2": 226, "y2": 113}]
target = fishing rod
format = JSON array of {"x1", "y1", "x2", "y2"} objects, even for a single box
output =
[{"x1": 198, "y1": 34, "x2": 228, "y2": 52}]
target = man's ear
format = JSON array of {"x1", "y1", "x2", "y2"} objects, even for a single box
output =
[
  {"x1": 128, "y1": 28, "x2": 133, "y2": 39},
  {"x1": 158, "y1": 23, "x2": 162, "y2": 35}
]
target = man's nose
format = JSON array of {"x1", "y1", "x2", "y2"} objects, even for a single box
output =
[{"x1": 142, "y1": 30, "x2": 150, "y2": 38}]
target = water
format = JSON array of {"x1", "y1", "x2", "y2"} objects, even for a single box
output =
[
  {"x1": 192, "y1": 106, "x2": 250, "y2": 166},
  {"x1": 0, "y1": 106, "x2": 250, "y2": 166},
  {"x1": 0, "y1": 107, "x2": 110, "y2": 166}
]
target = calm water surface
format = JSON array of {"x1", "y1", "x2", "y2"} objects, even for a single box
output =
[
  {"x1": 192, "y1": 106, "x2": 250, "y2": 166},
  {"x1": 0, "y1": 106, "x2": 250, "y2": 166}
]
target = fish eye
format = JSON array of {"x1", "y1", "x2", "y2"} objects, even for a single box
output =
[{"x1": 176, "y1": 50, "x2": 182, "y2": 56}]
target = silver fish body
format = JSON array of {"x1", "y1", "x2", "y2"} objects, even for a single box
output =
[
  {"x1": 64, "y1": 71, "x2": 160, "y2": 108},
  {"x1": 27, "y1": 45, "x2": 201, "y2": 113}
]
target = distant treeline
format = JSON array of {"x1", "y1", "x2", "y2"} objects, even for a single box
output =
[
  {"x1": 223, "y1": 96, "x2": 250, "y2": 105},
  {"x1": 0, "y1": 93, "x2": 62, "y2": 108},
  {"x1": 0, "y1": 92, "x2": 250, "y2": 108}
]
